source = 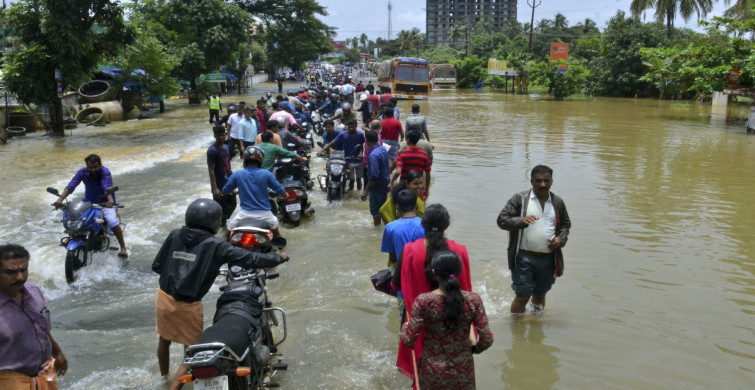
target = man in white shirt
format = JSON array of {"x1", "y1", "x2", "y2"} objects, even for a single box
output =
[
  {"x1": 496, "y1": 165, "x2": 572, "y2": 315},
  {"x1": 225, "y1": 102, "x2": 246, "y2": 160}
]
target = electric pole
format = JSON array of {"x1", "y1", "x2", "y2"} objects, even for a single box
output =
[
  {"x1": 388, "y1": 1, "x2": 392, "y2": 40},
  {"x1": 527, "y1": 0, "x2": 541, "y2": 55}
]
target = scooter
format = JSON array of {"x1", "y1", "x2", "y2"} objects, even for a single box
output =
[
  {"x1": 179, "y1": 261, "x2": 289, "y2": 390},
  {"x1": 228, "y1": 218, "x2": 287, "y2": 254},
  {"x1": 46, "y1": 186, "x2": 122, "y2": 284},
  {"x1": 318, "y1": 150, "x2": 348, "y2": 202},
  {"x1": 271, "y1": 156, "x2": 314, "y2": 227}
]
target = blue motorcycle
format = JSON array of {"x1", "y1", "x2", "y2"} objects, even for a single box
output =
[{"x1": 47, "y1": 186, "x2": 122, "y2": 284}]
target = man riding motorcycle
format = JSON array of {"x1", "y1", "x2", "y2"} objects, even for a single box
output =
[{"x1": 330, "y1": 103, "x2": 357, "y2": 125}]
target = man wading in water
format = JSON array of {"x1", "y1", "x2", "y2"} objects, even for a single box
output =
[{"x1": 497, "y1": 165, "x2": 571, "y2": 315}]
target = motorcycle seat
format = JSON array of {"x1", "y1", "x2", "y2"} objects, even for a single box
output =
[
  {"x1": 197, "y1": 313, "x2": 256, "y2": 360},
  {"x1": 235, "y1": 218, "x2": 270, "y2": 231}
]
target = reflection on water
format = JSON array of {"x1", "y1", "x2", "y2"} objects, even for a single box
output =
[
  {"x1": 0, "y1": 86, "x2": 754, "y2": 388},
  {"x1": 502, "y1": 319, "x2": 559, "y2": 389}
]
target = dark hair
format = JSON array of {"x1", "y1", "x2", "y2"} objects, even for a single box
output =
[
  {"x1": 390, "y1": 97, "x2": 398, "y2": 105},
  {"x1": 238, "y1": 101, "x2": 246, "y2": 106},
  {"x1": 266, "y1": 120, "x2": 279, "y2": 130},
  {"x1": 0, "y1": 244, "x2": 30, "y2": 261},
  {"x1": 406, "y1": 130, "x2": 421, "y2": 145},
  {"x1": 346, "y1": 119, "x2": 358, "y2": 126},
  {"x1": 411, "y1": 104, "x2": 420, "y2": 113},
  {"x1": 390, "y1": 170, "x2": 424, "y2": 200},
  {"x1": 257, "y1": 99, "x2": 266, "y2": 105},
  {"x1": 365, "y1": 130, "x2": 378, "y2": 143},
  {"x1": 395, "y1": 189, "x2": 417, "y2": 213},
  {"x1": 212, "y1": 125, "x2": 226, "y2": 135},
  {"x1": 261, "y1": 130, "x2": 274, "y2": 143},
  {"x1": 383, "y1": 107, "x2": 394, "y2": 118},
  {"x1": 531, "y1": 165, "x2": 553, "y2": 178},
  {"x1": 421, "y1": 204, "x2": 450, "y2": 289},
  {"x1": 84, "y1": 154, "x2": 101, "y2": 164},
  {"x1": 324, "y1": 119, "x2": 335, "y2": 127},
  {"x1": 431, "y1": 250, "x2": 464, "y2": 330},
  {"x1": 271, "y1": 102, "x2": 279, "y2": 110}
]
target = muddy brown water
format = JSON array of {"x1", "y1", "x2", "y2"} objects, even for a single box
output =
[{"x1": 1, "y1": 84, "x2": 753, "y2": 389}]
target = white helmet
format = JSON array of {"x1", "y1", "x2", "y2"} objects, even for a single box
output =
[{"x1": 360, "y1": 93, "x2": 367, "y2": 101}]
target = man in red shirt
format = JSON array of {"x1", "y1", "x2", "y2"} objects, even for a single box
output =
[
  {"x1": 380, "y1": 107, "x2": 404, "y2": 163},
  {"x1": 255, "y1": 99, "x2": 267, "y2": 133},
  {"x1": 391, "y1": 130, "x2": 431, "y2": 197}
]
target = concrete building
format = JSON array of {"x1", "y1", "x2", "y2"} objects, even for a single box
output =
[{"x1": 426, "y1": 0, "x2": 517, "y2": 47}]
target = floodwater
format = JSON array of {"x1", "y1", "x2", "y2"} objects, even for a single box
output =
[{"x1": 1, "y1": 84, "x2": 754, "y2": 389}]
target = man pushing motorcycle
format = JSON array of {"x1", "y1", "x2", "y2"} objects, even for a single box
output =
[
  {"x1": 53, "y1": 154, "x2": 128, "y2": 258},
  {"x1": 152, "y1": 199, "x2": 289, "y2": 390}
]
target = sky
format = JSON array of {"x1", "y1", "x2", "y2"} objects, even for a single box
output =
[{"x1": 318, "y1": 0, "x2": 732, "y2": 41}]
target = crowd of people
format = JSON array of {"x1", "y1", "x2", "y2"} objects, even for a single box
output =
[{"x1": 0, "y1": 71, "x2": 572, "y2": 389}]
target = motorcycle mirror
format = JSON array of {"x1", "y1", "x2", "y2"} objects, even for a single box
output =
[
  {"x1": 104, "y1": 186, "x2": 119, "y2": 194},
  {"x1": 46, "y1": 187, "x2": 60, "y2": 196},
  {"x1": 271, "y1": 236, "x2": 287, "y2": 248}
]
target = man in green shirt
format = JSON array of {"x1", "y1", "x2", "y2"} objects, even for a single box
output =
[{"x1": 256, "y1": 130, "x2": 308, "y2": 171}]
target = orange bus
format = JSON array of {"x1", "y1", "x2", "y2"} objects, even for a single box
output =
[
  {"x1": 430, "y1": 64, "x2": 457, "y2": 90},
  {"x1": 376, "y1": 57, "x2": 430, "y2": 100}
]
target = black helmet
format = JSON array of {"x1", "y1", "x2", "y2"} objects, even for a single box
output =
[
  {"x1": 226, "y1": 104, "x2": 237, "y2": 113},
  {"x1": 185, "y1": 198, "x2": 222, "y2": 234},
  {"x1": 243, "y1": 145, "x2": 265, "y2": 165}
]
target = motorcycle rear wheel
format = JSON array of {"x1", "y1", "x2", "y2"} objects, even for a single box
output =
[{"x1": 65, "y1": 247, "x2": 87, "y2": 284}]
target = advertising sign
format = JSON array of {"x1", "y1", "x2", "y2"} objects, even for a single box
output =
[{"x1": 487, "y1": 58, "x2": 518, "y2": 76}]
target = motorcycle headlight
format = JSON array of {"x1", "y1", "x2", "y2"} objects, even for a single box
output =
[
  {"x1": 331, "y1": 165, "x2": 343, "y2": 175},
  {"x1": 64, "y1": 220, "x2": 84, "y2": 232}
]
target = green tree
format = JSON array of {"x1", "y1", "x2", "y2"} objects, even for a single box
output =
[
  {"x1": 3, "y1": 0, "x2": 134, "y2": 136},
  {"x1": 132, "y1": 0, "x2": 250, "y2": 90},
  {"x1": 553, "y1": 13, "x2": 569, "y2": 30},
  {"x1": 419, "y1": 46, "x2": 462, "y2": 64},
  {"x1": 527, "y1": 59, "x2": 591, "y2": 100},
  {"x1": 344, "y1": 48, "x2": 361, "y2": 64},
  {"x1": 360, "y1": 33, "x2": 369, "y2": 48},
  {"x1": 397, "y1": 28, "x2": 424, "y2": 55},
  {"x1": 115, "y1": 25, "x2": 180, "y2": 111},
  {"x1": 234, "y1": 0, "x2": 334, "y2": 75},
  {"x1": 451, "y1": 55, "x2": 487, "y2": 88},
  {"x1": 630, "y1": 0, "x2": 714, "y2": 37},
  {"x1": 587, "y1": 11, "x2": 667, "y2": 97}
]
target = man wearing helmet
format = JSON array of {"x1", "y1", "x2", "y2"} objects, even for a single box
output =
[
  {"x1": 222, "y1": 146, "x2": 287, "y2": 237},
  {"x1": 356, "y1": 93, "x2": 372, "y2": 125},
  {"x1": 269, "y1": 102, "x2": 305, "y2": 133},
  {"x1": 331, "y1": 102, "x2": 357, "y2": 125},
  {"x1": 152, "y1": 199, "x2": 289, "y2": 389}
]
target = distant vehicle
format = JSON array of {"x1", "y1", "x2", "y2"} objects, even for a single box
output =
[
  {"x1": 430, "y1": 64, "x2": 457, "y2": 90},
  {"x1": 376, "y1": 57, "x2": 430, "y2": 100}
]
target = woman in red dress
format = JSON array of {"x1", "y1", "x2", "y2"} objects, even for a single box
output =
[
  {"x1": 400, "y1": 251, "x2": 494, "y2": 390},
  {"x1": 392, "y1": 204, "x2": 473, "y2": 380}
]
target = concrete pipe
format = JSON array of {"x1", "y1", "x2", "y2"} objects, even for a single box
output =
[
  {"x1": 86, "y1": 101, "x2": 124, "y2": 122},
  {"x1": 78, "y1": 80, "x2": 111, "y2": 103},
  {"x1": 76, "y1": 107, "x2": 106, "y2": 124}
]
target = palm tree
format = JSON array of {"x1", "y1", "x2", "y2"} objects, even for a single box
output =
[
  {"x1": 397, "y1": 28, "x2": 423, "y2": 55},
  {"x1": 359, "y1": 33, "x2": 368, "y2": 48},
  {"x1": 630, "y1": 0, "x2": 714, "y2": 37},
  {"x1": 553, "y1": 13, "x2": 568, "y2": 30},
  {"x1": 535, "y1": 18, "x2": 553, "y2": 33},
  {"x1": 351, "y1": 37, "x2": 360, "y2": 49},
  {"x1": 723, "y1": 0, "x2": 753, "y2": 20},
  {"x1": 474, "y1": 15, "x2": 495, "y2": 35},
  {"x1": 449, "y1": 21, "x2": 466, "y2": 45}
]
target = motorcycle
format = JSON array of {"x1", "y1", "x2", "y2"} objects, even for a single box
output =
[
  {"x1": 179, "y1": 260, "x2": 289, "y2": 390},
  {"x1": 318, "y1": 150, "x2": 349, "y2": 202},
  {"x1": 46, "y1": 186, "x2": 122, "y2": 284},
  {"x1": 271, "y1": 155, "x2": 314, "y2": 227},
  {"x1": 310, "y1": 111, "x2": 323, "y2": 136},
  {"x1": 228, "y1": 218, "x2": 287, "y2": 254}
]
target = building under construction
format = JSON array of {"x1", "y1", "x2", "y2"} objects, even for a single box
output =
[{"x1": 425, "y1": 0, "x2": 517, "y2": 47}]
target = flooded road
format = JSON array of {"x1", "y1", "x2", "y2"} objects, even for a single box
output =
[{"x1": 1, "y1": 84, "x2": 754, "y2": 389}]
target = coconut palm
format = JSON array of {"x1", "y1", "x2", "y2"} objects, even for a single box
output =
[
  {"x1": 397, "y1": 28, "x2": 423, "y2": 55},
  {"x1": 630, "y1": 0, "x2": 714, "y2": 37},
  {"x1": 359, "y1": 33, "x2": 368, "y2": 48},
  {"x1": 474, "y1": 15, "x2": 495, "y2": 36},
  {"x1": 722, "y1": 0, "x2": 753, "y2": 20},
  {"x1": 553, "y1": 13, "x2": 569, "y2": 30},
  {"x1": 535, "y1": 18, "x2": 553, "y2": 33}
]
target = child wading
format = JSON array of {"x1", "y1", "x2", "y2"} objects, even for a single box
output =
[{"x1": 400, "y1": 250, "x2": 494, "y2": 390}]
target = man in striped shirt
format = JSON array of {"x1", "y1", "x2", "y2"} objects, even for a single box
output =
[{"x1": 390, "y1": 130, "x2": 431, "y2": 197}]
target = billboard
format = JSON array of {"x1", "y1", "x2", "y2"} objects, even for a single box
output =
[
  {"x1": 550, "y1": 43, "x2": 569, "y2": 61},
  {"x1": 487, "y1": 58, "x2": 518, "y2": 76}
]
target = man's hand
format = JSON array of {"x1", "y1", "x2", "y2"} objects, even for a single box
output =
[
  {"x1": 53, "y1": 351, "x2": 68, "y2": 376},
  {"x1": 316, "y1": 150, "x2": 323, "y2": 157},
  {"x1": 360, "y1": 191, "x2": 368, "y2": 201},
  {"x1": 522, "y1": 215, "x2": 539, "y2": 225},
  {"x1": 212, "y1": 188, "x2": 222, "y2": 200},
  {"x1": 53, "y1": 198, "x2": 63, "y2": 209},
  {"x1": 278, "y1": 252, "x2": 290, "y2": 263},
  {"x1": 547, "y1": 235, "x2": 560, "y2": 250}
]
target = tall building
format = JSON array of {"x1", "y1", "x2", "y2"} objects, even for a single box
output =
[{"x1": 426, "y1": 0, "x2": 517, "y2": 47}]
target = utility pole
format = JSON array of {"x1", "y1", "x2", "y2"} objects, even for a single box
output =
[
  {"x1": 527, "y1": 0, "x2": 541, "y2": 55},
  {"x1": 388, "y1": 1, "x2": 392, "y2": 40},
  {"x1": 465, "y1": 0, "x2": 471, "y2": 57}
]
